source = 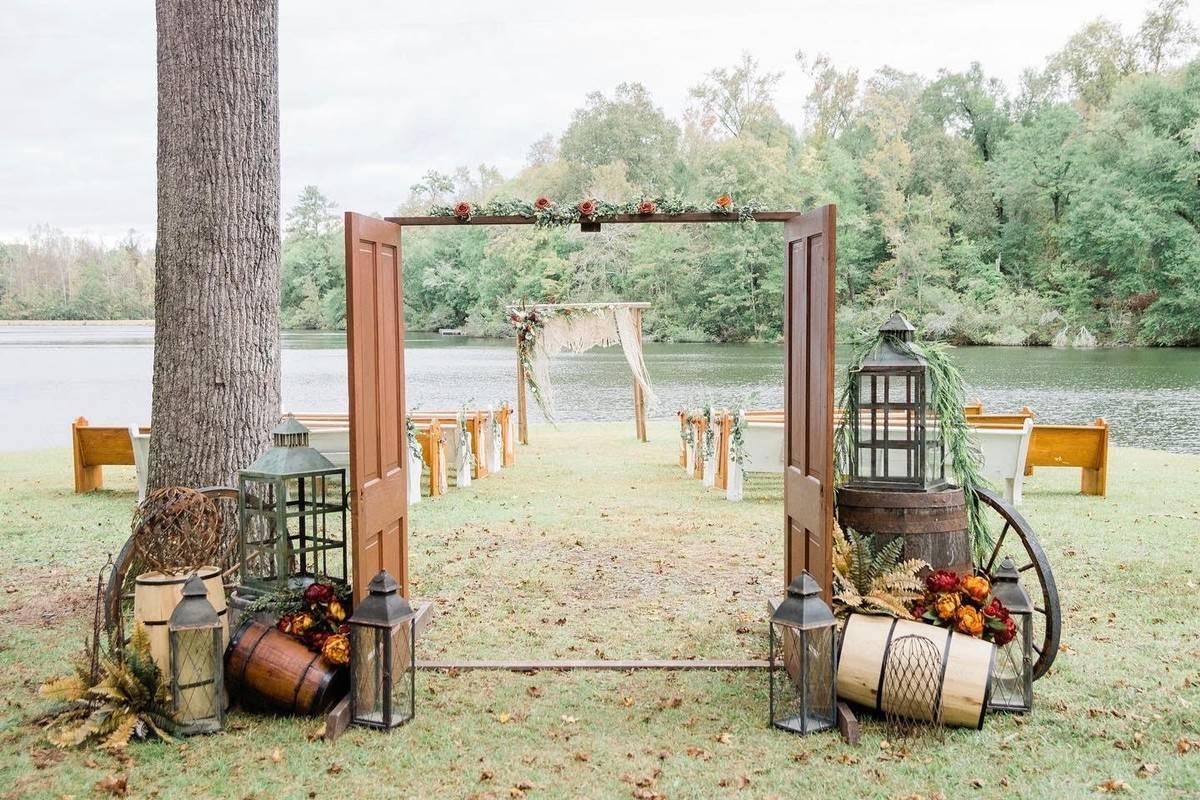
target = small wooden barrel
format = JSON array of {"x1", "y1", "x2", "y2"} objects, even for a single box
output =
[
  {"x1": 837, "y1": 614, "x2": 995, "y2": 729},
  {"x1": 225, "y1": 620, "x2": 346, "y2": 716},
  {"x1": 133, "y1": 568, "x2": 228, "y2": 676},
  {"x1": 836, "y1": 487, "x2": 972, "y2": 574}
]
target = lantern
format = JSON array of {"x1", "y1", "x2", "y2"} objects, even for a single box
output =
[
  {"x1": 237, "y1": 415, "x2": 348, "y2": 597},
  {"x1": 847, "y1": 311, "x2": 948, "y2": 492},
  {"x1": 348, "y1": 571, "x2": 417, "y2": 730},
  {"x1": 988, "y1": 557, "x2": 1034, "y2": 713},
  {"x1": 769, "y1": 572, "x2": 837, "y2": 735},
  {"x1": 168, "y1": 573, "x2": 225, "y2": 735}
]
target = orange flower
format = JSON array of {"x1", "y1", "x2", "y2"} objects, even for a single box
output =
[
  {"x1": 961, "y1": 575, "x2": 991, "y2": 603},
  {"x1": 453, "y1": 201, "x2": 472, "y2": 220},
  {"x1": 322, "y1": 633, "x2": 351, "y2": 666},
  {"x1": 955, "y1": 605, "x2": 985, "y2": 637},
  {"x1": 290, "y1": 611, "x2": 316, "y2": 635},
  {"x1": 533, "y1": 196, "x2": 552, "y2": 210},
  {"x1": 637, "y1": 199, "x2": 657, "y2": 215},
  {"x1": 326, "y1": 599, "x2": 347, "y2": 623},
  {"x1": 933, "y1": 592, "x2": 959, "y2": 621},
  {"x1": 715, "y1": 193, "x2": 733, "y2": 209}
]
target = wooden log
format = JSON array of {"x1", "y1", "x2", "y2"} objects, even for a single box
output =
[
  {"x1": 836, "y1": 701, "x2": 861, "y2": 745},
  {"x1": 836, "y1": 487, "x2": 973, "y2": 575}
]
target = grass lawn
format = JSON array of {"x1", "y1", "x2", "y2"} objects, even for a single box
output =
[{"x1": 0, "y1": 421, "x2": 1198, "y2": 799}]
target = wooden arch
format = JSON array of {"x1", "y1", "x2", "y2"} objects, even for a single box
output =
[{"x1": 343, "y1": 207, "x2": 836, "y2": 605}]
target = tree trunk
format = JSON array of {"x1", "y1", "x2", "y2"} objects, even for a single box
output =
[{"x1": 149, "y1": 0, "x2": 281, "y2": 490}]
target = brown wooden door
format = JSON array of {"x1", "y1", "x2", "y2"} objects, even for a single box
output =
[
  {"x1": 344, "y1": 213, "x2": 409, "y2": 603},
  {"x1": 783, "y1": 205, "x2": 836, "y2": 599}
]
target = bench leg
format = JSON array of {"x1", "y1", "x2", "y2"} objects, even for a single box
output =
[
  {"x1": 1081, "y1": 467, "x2": 1105, "y2": 497},
  {"x1": 72, "y1": 417, "x2": 102, "y2": 493}
]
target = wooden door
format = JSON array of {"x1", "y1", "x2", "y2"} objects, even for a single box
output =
[
  {"x1": 344, "y1": 213, "x2": 409, "y2": 603},
  {"x1": 783, "y1": 205, "x2": 836, "y2": 599}
]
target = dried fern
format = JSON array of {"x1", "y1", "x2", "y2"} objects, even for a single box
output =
[{"x1": 833, "y1": 528, "x2": 927, "y2": 620}]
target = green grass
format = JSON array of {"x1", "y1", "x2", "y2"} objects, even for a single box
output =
[{"x1": 0, "y1": 422, "x2": 1198, "y2": 799}]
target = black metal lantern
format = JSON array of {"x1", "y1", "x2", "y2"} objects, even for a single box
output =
[
  {"x1": 237, "y1": 415, "x2": 348, "y2": 597},
  {"x1": 769, "y1": 571, "x2": 837, "y2": 735},
  {"x1": 348, "y1": 571, "x2": 417, "y2": 730},
  {"x1": 847, "y1": 311, "x2": 948, "y2": 492},
  {"x1": 988, "y1": 557, "x2": 1034, "y2": 713},
  {"x1": 168, "y1": 573, "x2": 225, "y2": 735}
]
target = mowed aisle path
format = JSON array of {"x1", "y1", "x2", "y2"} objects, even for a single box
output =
[{"x1": 410, "y1": 421, "x2": 783, "y2": 662}]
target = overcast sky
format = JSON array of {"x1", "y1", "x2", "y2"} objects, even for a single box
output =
[{"x1": 1, "y1": 0, "x2": 1192, "y2": 243}]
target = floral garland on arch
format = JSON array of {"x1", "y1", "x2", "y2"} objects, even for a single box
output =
[{"x1": 431, "y1": 194, "x2": 761, "y2": 227}]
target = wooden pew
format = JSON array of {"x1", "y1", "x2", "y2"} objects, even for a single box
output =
[{"x1": 72, "y1": 417, "x2": 136, "y2": 493}]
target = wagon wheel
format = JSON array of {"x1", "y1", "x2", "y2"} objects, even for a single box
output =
[
  {"x1": 972, "y1": 486, "x2": 1061, "y2": 680},
  {"x1": 103, "y1": 486, "x2": 243, "y2": 635}
]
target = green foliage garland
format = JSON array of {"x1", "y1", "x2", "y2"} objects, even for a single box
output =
[
  {"x1": 430, "y1": 196, "x2": 761, "y2": 227},
  {"x1": 834, "y1": 325, "x2": 992, "y2": 561}
]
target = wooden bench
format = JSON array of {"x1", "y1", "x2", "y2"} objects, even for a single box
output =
[
  {"x1": 966, "y1": 403, "x2": 1109, "y2": 497},
  {"x1": 71, "y1": 417, "x2": 138, "y2": 494},
  {"x1": 295, "y1": 413, "x2": 449, "y2": 499}
]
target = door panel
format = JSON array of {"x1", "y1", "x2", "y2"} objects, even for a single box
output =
[
  {"x1": 783, "y1": 205, "x2": 836, "y2": 600},
  {"x1": 345, "y1": 213, "x2": 408, "y2": 603}
]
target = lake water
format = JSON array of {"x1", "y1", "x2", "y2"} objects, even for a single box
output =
[{"x1": 2, "y1": 324, "x2": 1198, "y2": 453}]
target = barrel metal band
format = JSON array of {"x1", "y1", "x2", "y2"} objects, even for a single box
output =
[{"x1": 873, "y1": 617, "x2": 900, "y2": 715}]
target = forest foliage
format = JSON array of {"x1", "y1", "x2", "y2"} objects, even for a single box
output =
[{"x1": 2, "y1": 1, "x2": 1198, "y2": 345}]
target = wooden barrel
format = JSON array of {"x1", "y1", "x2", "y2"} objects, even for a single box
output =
[
  {"x1": 836, "y1": 613, "x2": 995, "y2": 729},
  {"x1": 836, "y1": 487, "x2": 972, "y2": 575},
  {"x1": 225, "y1": 620, "x2": 346, "y2": 716},
  {"x1": 133, "y1": 568, "x2": 228, "y2": 677}
]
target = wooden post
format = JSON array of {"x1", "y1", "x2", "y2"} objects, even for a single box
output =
[
  {"x1": 72, "y1": 416, "x2": 102, "y2": 493},
  {"x1": 633, "y1": 308, "x2": 648, "y2": 442},
  {"x1": 516, "y1": 332, "x2": 529, "y2": 445}
]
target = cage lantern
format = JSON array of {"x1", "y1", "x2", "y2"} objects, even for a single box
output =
[
  {"x1": 348, "y1": 571, "x2": 417, "y2": 731},
  {"x1": 237, "y1": 415, "x2": 348, "y2": 597},
  {"x1": 988, "y1": 557, "x2": 1034, "y2": 713},
  {"x1": 168, "y1": 573, "x2": 225, "y2": 735},
  {"x1": 847, "y1": 311, "x2": 948, "y2": 492},
  {"x1": 769, "y1": 572, "x2": 838, "y2": 735}
]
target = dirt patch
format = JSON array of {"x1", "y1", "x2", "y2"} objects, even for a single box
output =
[{"x1": 0, "y1": 565, "x2": 95, "y2": 629}]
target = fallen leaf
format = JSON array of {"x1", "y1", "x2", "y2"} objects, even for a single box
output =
[
  {"x1": 326, "y1": 763, "x2": 343, "y2": 775},
  {"x1": 30, "y1": 748, "x2": 64, "y2": 769},
  {"x1": 970, "y1": 778, "x2": 985, "y2": 789},
  {"x1": 573, "y1": 752, "x2": 590, "y2": 763},
  {"x1": 560, "y1": 715, "x2": 577, "y2": 725},
  {"x1": 621, "y1": 696, "x2": 634, "y2": 707},
  {"x1": 496, "y1": 713, "x2": 512, "y2": 724},
  {"x1": 685, "y1": 746, "x2": 711, "y2": 761},
  {"x1": 480, "y1": 769, "x2": 495, "y2": 781},
  {"x1": 1136, "y1": 763, "x2": 1159, "y2": 778},
  {"x1": 718, "y1": 774, "x2": 750, "y2": 789},
  {"x1": 526, "y1": 686, "x2": 543, "y2": 698},
  {"x1": 1098, "y1": 778, "x2": 1130, "y2": 793},
  {"x1": 270, "y1": 748, "x2": 283, "y2": 764},
  {"x1": 1179, "y1": 737, "x2": 1197, "y2": 754},
  {"x1": 715, "y1": 732, "x2": 732, "y2": 745},
  {"x1": 94, "y1": 774, "x2": 128, "y2": 797}
]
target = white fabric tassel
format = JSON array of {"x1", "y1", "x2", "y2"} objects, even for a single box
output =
[
  {"x1": 726, "y1": 410, "x2": 745, "y2": 502},
  {"x1": 456, "y1": 430, "x2": 473, "y2": 487},
  {"x1": 685, "y1": 438, "x2": 695, "y2": 475},
  {"x1": 488, "y1": 407, "x2": 502, "y2": 472},
  {"x1": 613, "y1": 306, "x2": 658, "y2": 411},
  {"x1": 408, "y1": 448, "x2": 423, "y2": 505}
]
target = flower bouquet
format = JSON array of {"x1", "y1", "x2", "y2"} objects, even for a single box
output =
[
  {"x1": 274, "y1": 582, "x2": 352, "y2": 666},
  {"x1": 910, "y1": 570, "x2": 1016, "y2": 645}
]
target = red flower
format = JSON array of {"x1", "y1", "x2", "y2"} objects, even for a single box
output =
[
  {"x1": 715, "y1": 193, "x2": 733, "y2": 209},
  {"x1": 303, "y1": 582, "x2": 335, "y2": 607},
  {"x1": 577, "y1": 198, "x2": 597, "y2": 218},
  {"x1": 534, "y1": 196, "x2": 552, "y2": 211},
  {"x1": 637, "y1": 199, "x2": 657, "y2": 215},
  {"x1": 993, "y1": 616, "x2": 1018, "y2": 646},
  {"x1": 453, "y1": 201, "x2": 472, "y2": 220},
  {"x1": 983, "y1": 597, "x2": 1010, "y2": 621},
  {"x1": 910, "y1": 602, "x2": 927, "y2": 620},
  {"x1": 276, "y1": 613, "x2": 298, "y2": 635},
  {"x1": 303, "y1": 630, "x2": 330, "y2": 653},
  {"x1": 926, "y1": 569, "x2": 960, "y2": 594}
]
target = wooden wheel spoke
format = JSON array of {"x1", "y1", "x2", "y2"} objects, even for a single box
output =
[
  {"x1": 984, "y1": 522, "x2": 1010, "y2": 573},
  {"x1": 1018, "y1": 562, "x2": 1036, "y2": 573}
]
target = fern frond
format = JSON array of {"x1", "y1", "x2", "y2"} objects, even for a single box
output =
[
  {"x1": 864, "y1": 590, "x2": 916, "y2": 620},
  {"x1": 39, "y1": 676, "x2": 88, "y2": 703},
  {"x1": 103, "y1": 713, "x2": 138, "y2": 750}
]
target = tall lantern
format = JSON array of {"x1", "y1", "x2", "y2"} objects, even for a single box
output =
[
  {"x1": 847, "y1": 311, "x2": 948, "y2": 492},
  {"x1": 237, "y1": 415, "x2": 348, "y2": 597},
  {"x1": 988, "y1": 557, "x2": 1034, "y2": 713},
  {"x1": 168, "y1": 573, "x2": 225, "y2": 735},
  {"x1": 769, "y1": 572, "x2": 837, "y2": 735},
  {"x1": 348, "y1": 571, "x2": 417, "y2": 730}
]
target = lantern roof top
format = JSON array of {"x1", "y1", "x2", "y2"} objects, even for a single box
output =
[
  {"x1": 879, "y1": 310, "x2": 916, "y2": 336},
  {"x1": 351, "y1": 570, "x2": 416, "y2": 627},
  {"x1": 169, "y1": 573, "x2": 220, "y2": 629},
  {"x1": 241, "y1": 416, "x2": 339, "y2": 478},
  {"x1": 770, "y1": 571, "x2": 835, "y2": 629}
]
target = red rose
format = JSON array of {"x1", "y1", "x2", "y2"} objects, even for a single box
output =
[
  {"x1": 453, "y1": 201, "x2": 472, "y2": 220},
  {"x1": 577, "y1": 199, "x2": 597, "y2": 218},
  {"x1": 926, "y1": 569, "x2": 960, "y2": 594},
  {"x1": 637, "y1": 199, "x2": 657, "y2": 215},
  {"x1": 276, "y1": 613, "x2": 298, "y2": 635},
  {"x1": 303, "y1": 630, "x2": 330, "y2": 653},
  {"x1": 534, "y1": 196, "x2": 552, "y2": 210},
  {"x1": 337, "y1": 623, "x2": 350, "y2": 636},
  {"x1": 715, "y1": 193, "x2": 733, "y2": 209},
  {"x1": 983, "y1": 598, "x2": 1010, "y2": 621},
  {"x1": 993, "y1": 617, "x2": 1018, "y2": 646},
  {"x1": 303, "y1": 582, "x2": 335, "y2": 607},
  {"x1": 910, "y1": 602, "x2": 927, "y2": 620}
]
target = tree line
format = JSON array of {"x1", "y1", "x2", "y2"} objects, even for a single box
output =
[{"x1": 4, "y1": 1, "x2": 1198, "y2": 345}]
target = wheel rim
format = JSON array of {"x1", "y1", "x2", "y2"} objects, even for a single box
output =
[{"x1": 973, "y1": 487, "x2": 1061, "y2": 680}]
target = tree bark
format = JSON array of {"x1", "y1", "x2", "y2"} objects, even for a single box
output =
[{"x1": 150, "y1": 0, "x2": 281, "y2": 489}]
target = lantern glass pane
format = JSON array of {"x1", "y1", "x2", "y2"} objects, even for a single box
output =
[
  {"x1": 170, "y1": 628, "x2": 221, "y2": 726},
  {"x1": 770, "y1": 623, "x2": 836, "y2": 735},
  {"x1": 388, "y1": 621, "x2": 415, "y2": 727},
  {"x1": 351, "y1": 625, "x2": 386, "y2": 725},
  {"x1": 989, "y1": 613, "x2": 1033, "y2": 712}
]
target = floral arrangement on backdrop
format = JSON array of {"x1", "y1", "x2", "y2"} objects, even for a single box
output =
[
  {"x1": 911, "y1": 569, "x2": 1017, "y2": 645},
  {"x1": 247, "y1": 581, "x2": 353, "y2": 666},
  {"x1": 431, "y1": 194, "x2": 760, "y2": 227}
]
